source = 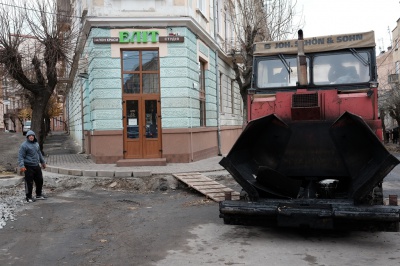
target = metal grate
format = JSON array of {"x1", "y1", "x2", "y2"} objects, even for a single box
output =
[{"x1": 292, "y1": 93, "x2": 318, "y2": 108}]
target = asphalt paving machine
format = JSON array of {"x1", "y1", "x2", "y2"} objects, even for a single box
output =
[{"x1": 219, "y1": 30, "x2": 400, "y2": 231}]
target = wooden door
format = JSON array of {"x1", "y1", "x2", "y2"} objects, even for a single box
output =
[{"x1": 123, "y1": 96, "x2": 161, "y2": 159}]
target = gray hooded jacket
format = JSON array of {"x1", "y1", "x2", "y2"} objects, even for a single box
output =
[{"x1": 18, "y1": 130, "x2": 46, "y2": 167}]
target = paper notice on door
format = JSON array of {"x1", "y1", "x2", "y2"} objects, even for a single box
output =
[{"x1": 128, "y1": 118, "x2": 137, "y2": 125}]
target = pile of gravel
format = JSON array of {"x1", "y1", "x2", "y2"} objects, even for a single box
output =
[{"x1": 0, "y1": 186, "x2": 26, "y2": 229}]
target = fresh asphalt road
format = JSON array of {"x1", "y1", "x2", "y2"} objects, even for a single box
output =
[{"x1": 1, "y1": 186, "x2": 400, "y2": 266}]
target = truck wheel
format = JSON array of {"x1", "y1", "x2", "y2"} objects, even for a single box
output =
[
  {"x1": 240, "y1": 189, "x2": 249, "y2": 201},
  {"x1": 372, "y1": 185, "x2": 383, "y2": 205}
]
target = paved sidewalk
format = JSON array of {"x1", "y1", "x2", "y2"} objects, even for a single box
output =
[
  {"x1": 44, "y1": 131, "x2": 228, "y2": 177},
  {"x1": 42, "y1": 132, "x2": 400, "y2": 178}
]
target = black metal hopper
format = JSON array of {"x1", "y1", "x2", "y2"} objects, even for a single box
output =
[{"x1": 220, "y1": 112, "x2": 400, "y2": 202}]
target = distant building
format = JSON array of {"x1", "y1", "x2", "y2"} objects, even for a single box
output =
[
  {"x1": 377, "y1": 46, "x2": 396, "y2": 131},
  {"x1": 377, "y1": 17, "x2": 400, "y2": 135},
  {"x1": 1, "y1": 78, "x2": 25, "y2": 133}
]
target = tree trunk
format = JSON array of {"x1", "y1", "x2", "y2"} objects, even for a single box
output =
[
  {"x1": 31, "y1": 91, "x2": 51, "y2": 155},
  {"x1": 10, "y1": 118, "x2": 16, "y2": 132},
  {"x1": 45, "y1": 117, "x2": 51, "y2": 134}
]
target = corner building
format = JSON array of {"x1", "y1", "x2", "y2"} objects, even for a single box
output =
[{"x1": 67, "y1": 0, "x2": 243, "y2": 164}]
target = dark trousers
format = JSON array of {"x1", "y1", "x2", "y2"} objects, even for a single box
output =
[{"x1": 24, "y1": 165, "x2": 43, "y2": 198}]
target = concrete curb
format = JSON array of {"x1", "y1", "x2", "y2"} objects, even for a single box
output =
[{"x1": 45, "y1": 166, "x2": 153, "y2": 178}]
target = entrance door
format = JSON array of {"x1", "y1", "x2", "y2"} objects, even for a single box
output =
[
  {"x1": 123, "y1": 96, "x2": 161, "y2": 159},
  {"x1": 121, "y1": 49, "x2": 161, "y2": 159}
]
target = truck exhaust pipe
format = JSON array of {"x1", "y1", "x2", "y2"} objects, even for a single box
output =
[{"x1": 297, "y1": 30, "x2": 308, "y2": 86}]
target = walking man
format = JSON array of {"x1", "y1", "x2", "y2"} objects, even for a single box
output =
[{"x1": 18, "y1": 130, "x2": 47, "y2": 203}]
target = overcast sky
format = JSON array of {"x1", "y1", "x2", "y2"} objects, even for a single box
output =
[{"x1": 294, "y1": 0, "x2": 400, "y2": 53}]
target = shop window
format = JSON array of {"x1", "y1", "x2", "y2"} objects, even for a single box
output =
[{"x1": 122, "y1": 50, "x2": 160, "y2": 94}]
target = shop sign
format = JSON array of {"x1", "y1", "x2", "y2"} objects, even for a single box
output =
[
  {"x1": 159, "y1": 36, "x2": 184, "y2": 43},
  {"x1": 93, "y1": 37, "x2": 120, "y2": 44},
  {"x1": 93, "y1": 31, "x2": 185, "y2": 44},
  {"x1": 119, "y1": 30, "x2": 159, "y2": 43}
]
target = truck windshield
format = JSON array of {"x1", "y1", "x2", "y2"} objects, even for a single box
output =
[
  {"x1": 256, "y1": 56, "x2": 309, "y2": 88},
  {"x1": 313, "y1": 52, "x2": 370, "y2": 85},
  {"x1": 255, "y1": 51, "x2": 371, "y2": 89}
]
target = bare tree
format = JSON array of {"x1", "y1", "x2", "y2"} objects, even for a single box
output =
[
  {"x1": 385, "y1": 86, "x2": 400, "y2": 125},
  {"x1": 378, "y1": 80, "x2": 392, "y2": 143},
  {"x1": 376, "y1": 76, "x2": 400, "y2": 144},
  {"x1": 0, "y1": 0, "x2": 77, "y2": 153},
  {"x1": 226, "y1": 0, "x2": 301, "y2": 121}
]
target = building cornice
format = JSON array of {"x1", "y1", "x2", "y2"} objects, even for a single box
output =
[{"x1": 84, "y1": 16, "x2": 221, "y2": 51}]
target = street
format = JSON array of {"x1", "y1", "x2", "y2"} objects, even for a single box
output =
[
  {"x1": 1, "y1": 0, "x2": 400, "y2": 264},
  {"x1": 1, "y1": 184, "x2": 400, "y2": 266},
  {"x1": 1, "y1": 131, "x2": 400, "y2": 265},
  {"x1": 0, "y1": 188, "x2": 218, "y2": 266}
]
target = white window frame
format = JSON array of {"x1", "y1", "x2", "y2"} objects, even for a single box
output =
[
  {"x1": 197, "y1": 0, "x2": 207, "y2": 18},
  {"x1": 217, "y1": 0, "x2": 223, "y2": 35}
]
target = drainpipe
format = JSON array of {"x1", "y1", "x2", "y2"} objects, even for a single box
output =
[
  {"x1": 213, "y1": 0, "x2": 222, "y2": 156},
  {"x1": 79, "y1": 77, "x2": 87, "y2": 154},
  {"x1": 189, "y1": 88, "x2": 193, "y2": 162},
  {"x1": 215, "y1": 50, "x2": 221, "y2": 156}
]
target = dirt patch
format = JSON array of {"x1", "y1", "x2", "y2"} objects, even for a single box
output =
[{"x1": 34, "y1": 174, "x2": 183, "y2": 195}]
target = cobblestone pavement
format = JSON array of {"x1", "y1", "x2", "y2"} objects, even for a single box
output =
[
  {"x1": 44, "y1": 153, "x2": 227, "y2": 176},
  {"x1": 45, "y1": 154, "x2": 93, "y2": 165},
  {"x1": 0, "y1": 131, "x2": 228, "y2": 177},
  {"x1": 42, "y1": 131, "x2": 227, "y2": 176}
]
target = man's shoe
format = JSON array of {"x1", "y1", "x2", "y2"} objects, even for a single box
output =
[
  {"x1": 26, "y1": 197, "x2": 36, "y2": 203},
  {"x1": 36, "y1": 195, "x2": 48, "y2": 200}
]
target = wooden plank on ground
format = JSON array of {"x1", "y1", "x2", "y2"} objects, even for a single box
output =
[{"x1": 173, "y1": 172, "x2": 240, "y2": 202}]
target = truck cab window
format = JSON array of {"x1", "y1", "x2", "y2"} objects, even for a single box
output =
[
  {"x1": 313, "y1": 53, "x2": 370, "y2": 85},
  {"x1": 256, "y1": 57, "x2": 309, "y2": 88}
]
